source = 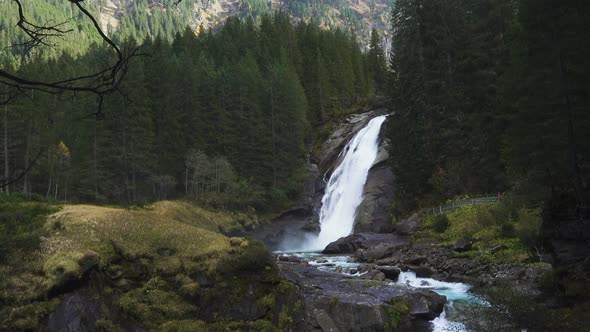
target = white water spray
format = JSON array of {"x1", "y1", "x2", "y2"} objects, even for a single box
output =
[{"x1": 304, "y1": 115, "x2": 387, "y2": 250}]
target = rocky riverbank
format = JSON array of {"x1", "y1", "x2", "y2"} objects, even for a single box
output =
[{"x1": 277, "y1": 260, "x2": 445, "y2": 332}]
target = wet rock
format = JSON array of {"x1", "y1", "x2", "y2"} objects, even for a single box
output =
[
  {"x1": 316, "y1": 259, "x2": 328, "y2": 264},
  {"x1": 420, "y1": 280, "x2": 431, "y2": 287},
  {"x1": 279, "y1": 263, "x2": 446, "y2": 332},
  {"x1": 279, "y1": 255, "x2": 303, "y2": 263},
  {"x1": 349, "y1": 269, "x2": 358, "y2": 275},
  {"x1": 334, "y1": 266, "x2": 343, "y2": 273},
  {"x1": 378, "y1": 267, "x2": 401, "y2": 281},
  {"x1": 323, "y1": 233, "x2": 409, "y2": 255},
  {"x1": 409, "y1": 266, "x2": 435, "y2": 278}
]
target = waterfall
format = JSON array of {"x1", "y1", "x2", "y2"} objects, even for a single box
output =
[{"x1": 305, "y1": 115, "x2": 387, "y2": 250}]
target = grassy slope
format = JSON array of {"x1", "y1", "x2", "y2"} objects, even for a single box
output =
[{"x1": 0, "y1": 200, "x2": 296, "y2": 331}]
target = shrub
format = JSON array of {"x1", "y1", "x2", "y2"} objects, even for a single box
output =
[
  {"x1": 431, "y1": 214, "x2": 450, "y2": 233},
  {"x1": 515, "y1": 208, "x2": 542, "y2": 250}
]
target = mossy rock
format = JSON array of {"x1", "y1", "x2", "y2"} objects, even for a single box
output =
[
  {"x1": 117, "y1": 277, "x2": 198, "y2": 329},
  {"x1": 160, "y1": 319, "x2": 209, "y2": 332}
]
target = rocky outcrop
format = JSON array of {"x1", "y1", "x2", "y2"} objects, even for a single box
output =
[
  {"x1": 322, "y1": 233, "x2": 409, "y2": 255},
  {"x1": 353, "y1": 137, "x2": 395, "y2": 233},
  {"x1": 279, "y1": 262, "x2": 446, "y2": 332},
  {"x1": 317, "y1": 110, "x2": 383, "y2": 176}
]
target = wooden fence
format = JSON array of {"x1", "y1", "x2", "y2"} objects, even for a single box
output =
[{"x1": 427, "y1": 196, "x2": 500, "y2": 214}]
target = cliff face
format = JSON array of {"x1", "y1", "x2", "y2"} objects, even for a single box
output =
[
  {"x1": 99, "y1": 0, "x2": 393, "y2": 47},
  {"x1": 353, "y1": 132, "x2": 395, "y2": 233}
]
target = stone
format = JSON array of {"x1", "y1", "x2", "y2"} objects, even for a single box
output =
[
  {"x1": 452, "y1": 238, "x2": 472, "y2": 252},
  {"x1": 314, "y1": 309, "x2": 341, "y2": 332},
  {"x1": 373, "y1": 272, "x2": 386, "y2": 281},
  {"x1": 378, "y1": 267, "x2": 401, "y2": 281},
  {"x1": 334, "y1": 266, "x2": 343, "y2": 273},
  {"x1": 279, "y1": 263, "x2": 446, "y2": 332},
  {"x1": 350, "y1": 269, "x2": 358, "y2": 275},
  {"x1": 48, "y1": 293, "x2": 101, "y2": 332},
  {"x1": 409, "y1": 266, "x2": 435, "y2": 278},
  {"x1": 393, "y1": 214, "x2": 421, "y2": 235},
  {"x1": 323, "y1": 233, "x2": 409, "y2": 255}
]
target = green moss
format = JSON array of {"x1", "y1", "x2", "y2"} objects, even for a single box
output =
[
  {"x1": 384, "y1": 299, "x2": 410, "y2": 330},
  {"x1": 208, "y1": 320, "x2": 278, "y2": 332},
  {"x1": 1, "y1": 298, "x2": 61, "y2": 330},
  {"x1": 176, "y1": 274, "x2": 200, "y2": 297},
  {"x1": 117, "y1": 277, "x2": 198, "y2": 329},
  {"x1": 0, "y1": 195, "x2": 60, "y2": 258},
  {"x1": 96, "y1": 319, "x2": 126, "y2": 332},
  {"x1": 215, "y1": 238, "x2": 276, "y2": 277},
  {"x1": 278, "y1": 305, "x2": 294, "y2": 330},
  {"x1": 159, "y1": 320, "x2": 208, "y2": 331}
]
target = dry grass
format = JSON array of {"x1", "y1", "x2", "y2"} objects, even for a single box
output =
[{"x1": 41, "y1": 202, "x2": 233, "y2": 288}]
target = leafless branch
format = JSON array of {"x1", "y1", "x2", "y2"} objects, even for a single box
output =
[
  {"x1": 0, "y1": 0, "x2": 142, "y2": 188},
  {"x1": 0, "y1": 0, "x2": 139, "y2": 117}
]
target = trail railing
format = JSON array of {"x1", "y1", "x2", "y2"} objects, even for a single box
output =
[{"x1": 427, "y1": 196, "x2": 500, "y2": 214}]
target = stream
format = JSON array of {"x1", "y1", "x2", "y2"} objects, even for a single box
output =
[{"x1": 276, "y1": 250, "x2": 479, "y2": 331}]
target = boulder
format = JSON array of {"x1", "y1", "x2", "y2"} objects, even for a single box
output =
[
  {"x1": 452, "y1": 238, "x2": 472, "y2": 252},
  {"x1": 323, "y1": 233, "x2": 409, "y2": 255},
  {"x1": 393, "y1": 214, "x2": 421, "y2": 235},
  {"x1": 379, "y1": 267, "x2": 401, "y2": 281}
]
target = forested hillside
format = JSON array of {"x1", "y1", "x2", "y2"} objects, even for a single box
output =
[
  {"x1": 1, "y1": 12, "x2": 381, "y2": 210},
  {"x1": 0, "y1": 0, "x2": 393, "y2": 65},
  {"x1": 386, "y1": 0, "x2": 590, "y2": 217}
]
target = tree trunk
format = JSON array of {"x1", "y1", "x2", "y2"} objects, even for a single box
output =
[{"x1": 3, "y1": 88, "x2": 9, "y2": 194}]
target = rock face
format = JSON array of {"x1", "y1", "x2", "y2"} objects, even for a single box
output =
[
  {"x1": 279, "y1": 262, "x2": 446, "y2": 332},
  {"x1": 353, "y1": 138, "x2": 395, "y2": 233},
  {"x1": 48, "y1": 293, "x2": 101, "y2": 332}
]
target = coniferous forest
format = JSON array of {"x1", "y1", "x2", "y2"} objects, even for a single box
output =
[
  {"x1": 386, "y1": 0, "x2": 590, "y2": 218},
  {"x1": 1, "y1": 13, "x2": 377, "y2": 211}
]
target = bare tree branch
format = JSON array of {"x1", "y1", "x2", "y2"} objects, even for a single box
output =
[{"x1": 0, "y1": 0, "x2": 142, "y2": 189}]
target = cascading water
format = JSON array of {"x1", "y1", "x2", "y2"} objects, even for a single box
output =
[
  {"x1": 305, "y1": 115, "x2": 387, "y2": 251},
  {"x1": 277, "y1": 114, "x2": 478, "y2": 331}
]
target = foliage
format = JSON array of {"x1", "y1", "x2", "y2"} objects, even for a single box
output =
[
  {"x1": 1, "y1": 13, "x2": 377, "y2": 212},
  {"x1": 423, "y1": 203, "x2": 540, "y2": 263},
  {"x1": 0, "y1": 194, "x2": 59, "y2": 259},
  {"x1": 384, "y1": 298, "x2": 410, "y2": 330},
  {"x1": 386, "y1": 0, "x2": 590, "y2": 216}
]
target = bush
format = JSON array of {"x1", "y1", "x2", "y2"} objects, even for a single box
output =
[
  {"x1": 431, "y1": 214, "x2": 450, "y2": 233},
  {"x1": 515, "y1": 208, "x2": 542, "y2": 250}
]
